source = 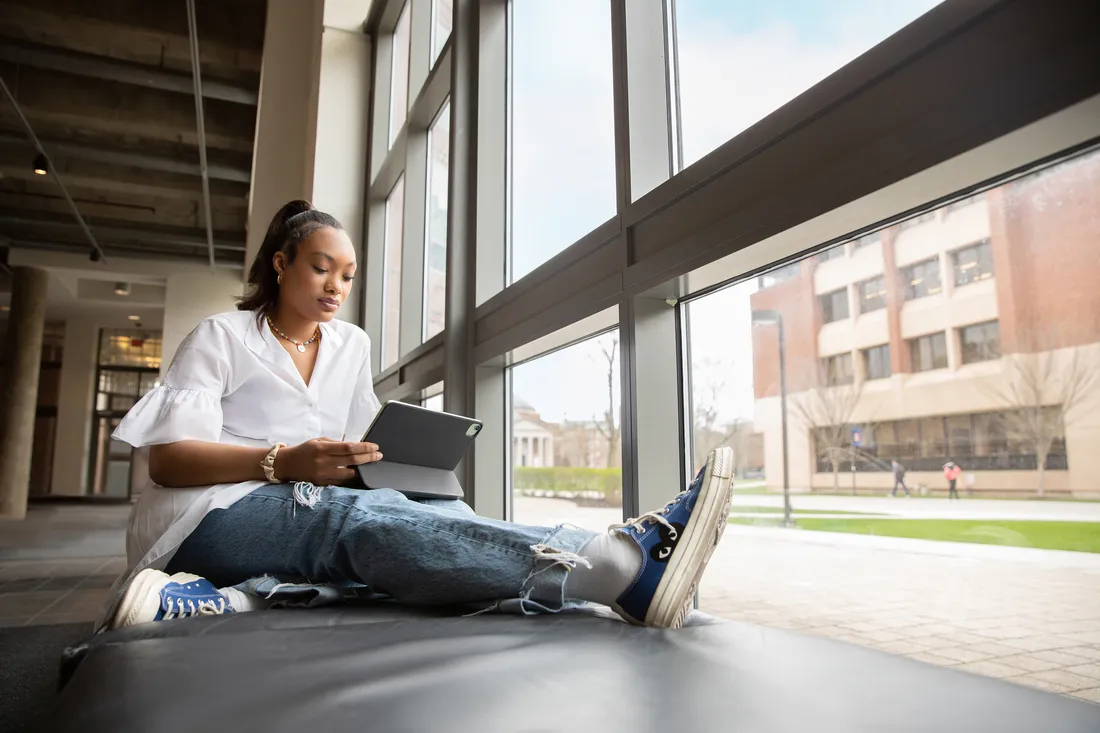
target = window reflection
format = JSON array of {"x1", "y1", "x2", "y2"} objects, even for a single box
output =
[
  {"x1": 510, "y1": 331, "x2": 622, "y2": 532},
  {"x1": 509, "y1": 0, "x2": 615, "y2": 282}
]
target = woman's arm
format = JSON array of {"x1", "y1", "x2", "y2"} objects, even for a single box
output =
[{"x1": 148, "y1": 439, "x2": 383, "y2": 488}]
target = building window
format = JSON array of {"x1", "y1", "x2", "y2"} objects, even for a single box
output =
[
  {"x1": 945, "y1": 193, "x2": 981, "y2": 213},
  {"x1": 862, "y1": 344, "x2": 891, "y2": 380},
  {"x1": 819, "y1": 288, "x2": 849, "y2": 324},
  {"x1": 758, "y1": 261, "x2": 800, "y2": 288},
  {"x1": 901, "y1": 258, "x2": 942, "y2": 300},
  {"x1": 857, "y1": 276, "x2": 886, "y2": 313},
  {"x1": 898, "y1": 211, "x2": 937, "y2": 231},
  {"x1": 389, "y1": 2, "x2": 412, "y2": 145},
  {"x1": 909, "y1": 332, "x2": 948, "y2": 372},
  {"x1": 852, "y1": 232, "x2": 880, "y2": 250},
  {"x1": 817, "y1": 245, "x2": 845, "y2": 263},
  {"x1": 960, "y1": 321, "x2": 1000, "y2": 364},
  {"x1": 423, "y1": 101, "x2": 450, "y2": 341},
  {"x1": 822, "y1": 353, "x2": 854, "y2": 386},
  {"x1": 382, "y1": 175, "x2": 406, "y2": 369},
  {"x1": 952, "y1": 240, "x2": 994, "y2": 286}
]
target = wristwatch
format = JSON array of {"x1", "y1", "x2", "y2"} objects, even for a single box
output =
[{"x1": 262, "y1": 443, "x2": 287, "y2": 482}]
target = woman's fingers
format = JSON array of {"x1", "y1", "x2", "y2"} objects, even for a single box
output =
[
  {"x1": 319, "y1": 440, "x2": 379, "y2": 456},
  {"x1": 340, "y1": 450, "x2": 384, "y2": 467}
]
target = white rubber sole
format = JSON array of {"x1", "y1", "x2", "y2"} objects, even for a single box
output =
[
  {"x1": 642, "y1": 447, "x2": 734, "y2": 629},
  {"x1": 108, "y1": 568, "x2": 203, "y2": 629}
]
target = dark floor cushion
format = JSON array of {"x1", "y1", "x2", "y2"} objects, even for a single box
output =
[{"x1": 49, "y1": 606, "x2": 1100, "y2": 733}]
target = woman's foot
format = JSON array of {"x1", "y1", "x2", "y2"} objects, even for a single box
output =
[
  {"x1": 609, "y1": 447, "x2": 734, "y2": 629},
  {"x1": 109, "y1": 568, "x2": 236, "y2": 629}
]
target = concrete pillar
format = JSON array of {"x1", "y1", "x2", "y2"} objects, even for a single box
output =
[
  {"x1": 0, "y1": 267, "x2": 49, "y2": 519},
  {"x1": 50, "y1": 316, "x2": 98, "y2": 497}
]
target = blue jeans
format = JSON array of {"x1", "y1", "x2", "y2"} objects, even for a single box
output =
[{"x1": 165, "y1": 483, "x2": 597, "y2": 614}]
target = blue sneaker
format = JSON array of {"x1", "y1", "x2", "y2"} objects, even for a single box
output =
[
  {"x1": 610, "y1": 447, "x2": 734, "y2": 628},
  {"x1": 109, "y1": 568, "x2": 235, "y2": 629}
]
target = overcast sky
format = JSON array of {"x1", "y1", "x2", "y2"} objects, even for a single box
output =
[{"x1": 510, "y1": 0, "x2": 941, "y2": 426}]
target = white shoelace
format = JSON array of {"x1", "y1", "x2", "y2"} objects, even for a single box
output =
[
  {"x1": 162, "y1": 597, "x2": 228, "y2": 619},
  {"x1": 610, "y1": 497, "x2": 682, "y2": 541}
]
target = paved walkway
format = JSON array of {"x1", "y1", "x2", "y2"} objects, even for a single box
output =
[
  {"x1": 516, "y1": 496, "x2": 1100, "y2": 704},
  {"x1": 732, "y1": 494, "x2": 1100, "y2": 521}
]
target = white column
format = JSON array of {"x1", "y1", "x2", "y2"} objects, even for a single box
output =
[
  {"x1": 311, "y1": 9, "x2": 372, "y2": 325},
  {"x1": 244, "y1": 0, "x2": 326, "y2": 270},
  {"x1": 51, "y1": 317, "x2": 98, "y2": 497}
]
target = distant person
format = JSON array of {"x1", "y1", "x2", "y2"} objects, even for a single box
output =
[
  {"x1": 944, "y1": 462, "x2": 963, "y2": 499},
  {"x1": 891, "y1": 460, "x2": 909, "y2": 497}
]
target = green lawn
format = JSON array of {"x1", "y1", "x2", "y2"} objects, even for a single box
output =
[
  {"x1": 731, "y1": 506, "x2": 882, "y2": 517},
  {"x1": 729, "y1": 517, "x2": 1100, "y2": 554}
]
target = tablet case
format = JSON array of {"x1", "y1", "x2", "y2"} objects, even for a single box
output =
[{"x1": 355, "y1": 401, "x2": 481, "y2": 500}]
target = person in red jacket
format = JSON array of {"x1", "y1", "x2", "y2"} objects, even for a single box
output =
[{"x1": 944, "y1": 462, "x2": 963, "y2": 499}]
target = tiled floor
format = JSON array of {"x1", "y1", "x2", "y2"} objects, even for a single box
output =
[{"x1": 0, "y1": 503, "x2": 128, "y2": 628}]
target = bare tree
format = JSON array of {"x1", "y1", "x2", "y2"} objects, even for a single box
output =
[
  {"x1": 792, "y1": 377, "x2": 866, "y2": 493},
  {"x1": 588, "y1": 334, "x2": 619, "y2": 468},
  {"x1": 691, "y1": 357, "x2": 744, "y2": 471},
  {"x1": 992, "y1": 347, "x2": 1098, "y2": 497}
]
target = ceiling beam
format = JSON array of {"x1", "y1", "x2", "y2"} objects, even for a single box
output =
[
  {"x1": 0, "y1": 216, "x2": 245, "y2": 251},
  {"x1": 0, "y1": 40, "x2": 258, "y2": 105},
  {"x1": 0, "y1": 131, "x2": 250, "y2": 183}
]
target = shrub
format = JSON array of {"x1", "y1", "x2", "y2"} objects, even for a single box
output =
[{"x1": 514, "y1": 466, "x2": 623, "y2": 504}]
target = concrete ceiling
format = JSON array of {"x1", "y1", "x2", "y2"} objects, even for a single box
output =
[{"x1": 0, "y1": 0, "x2": 265, "y2": 271}]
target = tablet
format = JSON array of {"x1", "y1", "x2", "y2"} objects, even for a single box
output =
[{"x1": 355, "y1": 400, "x2": 482, "y2": 500}]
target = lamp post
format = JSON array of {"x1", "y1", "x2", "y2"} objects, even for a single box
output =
[{"x1": 752, "y1": 309, "x2": 792, "y2": 527}]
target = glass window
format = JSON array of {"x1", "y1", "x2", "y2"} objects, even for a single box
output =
[
  {"x1": 901, "y1": 257, "x2": 942, "y2": 300},
  {"x1": 382, "y1": 175, "x2": 405, "y2": 369},
  {"x1": 863, "y1": 344, "x2": 891, "y2": 380},
  {"x1": 946, "y1": 414, "x2": 972, "y2": 457},
  {"x1": 389, "y1": 2, "x2": 412, "y2": 146},
  {"x1": 898, "y1": 211, "x2": 937, "y2": 230},
  {"x1": 424, "y1": 101, "x2": 450, "y2": 341},
  {"x1": 918, "y1": 417, "x2": 946, "y2": 457},
  {"x1": 819, "y1": 288, "x2": 849, "y2": 324},
  {"x1": 857, "y1": 276, "x2": 886, "y2": 313},
  {"x1": 952, "y1": 240, "x2": 994, "y2": 286},
  {"x1": 909, "y1": 332, "x2": 947, "y2": 372},
  {"x1": 510, "y1": 331, "x2": 621, "y2": 532},
  {"x1": 853, "y1": 232, "x2": 880, "y2": 250},
  {"x1": 758, "y1": 262, "x2": 800, "y2": 288},
  {"x1": 822, "y1": 353, "x2": 853, "y2": 386},
  {"x1": 430, "y1": 0, "x2": 452, "y2": 66},
  {"x1": 510, "y1": 0, "x2": 615, "y2": 282},
  {"x1": 817, "y1": 245, "x2": 845, "y2": 262},
  {"x1": 960, "y1": 321, "x2": 1000, "y2": 364},
  {"x1": 672, "y1": 0, "x2": 942, "y2": 168}
]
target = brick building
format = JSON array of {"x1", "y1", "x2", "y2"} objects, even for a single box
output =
[{"x1": 750, "y1": 150, "x2": 1100, "y2": 496}]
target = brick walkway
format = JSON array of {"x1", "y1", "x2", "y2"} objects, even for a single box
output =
[
  {"x1": 515, "y1": 497, "x2": 1100, "y2": 704},
  {"x1": 700, "y1": 525, "x2": 1100, "y2": 704}
]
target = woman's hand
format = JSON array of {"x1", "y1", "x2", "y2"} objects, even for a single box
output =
[{"x1": 274, "y1": 438, "x2": 383, "y2": 484}]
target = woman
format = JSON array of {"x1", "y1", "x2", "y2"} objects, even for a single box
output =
[{"x1": 103, "y1": 200, "x2": 735, "y2": 631}]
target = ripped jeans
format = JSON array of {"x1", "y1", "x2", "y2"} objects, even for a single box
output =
[{"x1": 164, "y1": 483, "x2": 597, "y2": 614}]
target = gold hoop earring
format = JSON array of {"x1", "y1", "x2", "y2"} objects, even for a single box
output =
[{"x1": 277, "y1": 274, "x2": 283, "y2": 286}]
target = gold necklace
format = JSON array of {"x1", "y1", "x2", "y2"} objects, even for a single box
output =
[{"x1": 266, "y1": 316, "x2": 320, "y2": 353}]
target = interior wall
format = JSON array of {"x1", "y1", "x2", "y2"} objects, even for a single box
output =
[{"x1": 161, "y1": 270, "x2": 244, "y2": 375}]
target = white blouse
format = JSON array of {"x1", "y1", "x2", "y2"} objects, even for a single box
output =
[{"x1": 98, "y1": 309, "x2": 381, "y2": 626}]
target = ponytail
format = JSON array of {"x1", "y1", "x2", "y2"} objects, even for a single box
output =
[{"x1": 237, "y1": 200, "x2": 344, "y2": 317}]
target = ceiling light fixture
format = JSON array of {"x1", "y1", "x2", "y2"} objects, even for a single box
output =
[
  {"x1": 127, "y1": 314, "x2": 141, "y2": 322},
  {"x1": 114, "y1": 282, "x2": 131, "y2": 296},
  {"x1": 32, "y1": 153, "x2": 48, "y2": 176}
]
